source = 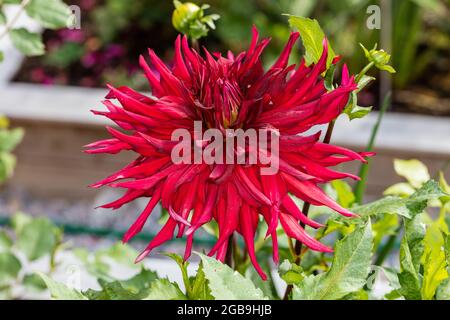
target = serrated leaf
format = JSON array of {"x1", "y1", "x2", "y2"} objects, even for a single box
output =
[
  {"x1": 96, "y1": 243, "x2": 139, "y2": 268},
  {"x1": 85, "y1": 279, "x2": 144, "y2": 300},
  {"x1": 353, "y1": 196, "x2": 412, "y2": 219},
  {"x1": 144, "y1": 278, "x2": 186, "y2": 300},
  {"x1": 25, "y1": 0, "x2": 71, "y2": 29},
  {"x1": 9, "y1": 28, "x2": 45, "y2": 56},
  {"x1": 288, "y1": 15, "x2": 335, "y2": 69},
  {"x1": 293, "y1": 221, "x2": 373, "y2": 300},
  {"x1": 199, "y1": 253, "x2": 267, "y2": 300},
  {"x1": 38, "y1": 273, "x2": 87, "y2": 300},
  {"x1": 394, "y1": 159, "x2": 430, "y2": 188},
  {"x1": 0, "y1": 252, "x2": 21, "y2": 285},
  {"x1": 347, "y1": 105, "x2": 373, "y2": 120},
  {"x1": 398, "y1": 214, "x2": 425, "y2": 300}
]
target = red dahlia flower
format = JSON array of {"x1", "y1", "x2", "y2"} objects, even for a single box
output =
[{"x1": 85, "y1": 27, "x2": 372, "y2": 280}]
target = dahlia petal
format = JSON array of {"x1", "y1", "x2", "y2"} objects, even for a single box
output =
[
  {"x1": 123, "y1": 188, "x2": 162, "y2": 242},
  {"x1": 135, "y1": 218, "x2": 178, "y2": 263},
  {"x1": 281, "y1": 195, "x2": 324, "y2": 229},
  {"x1": 279, "y1": 211, "x2": 333, "y2": 253}
]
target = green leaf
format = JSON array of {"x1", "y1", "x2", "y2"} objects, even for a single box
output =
[
  {"x1": 0, "y1": 152, "x2": 17, "y2": 182},
  {"x1": 346, "y1": 105, "x2": 373, "y2": 120},
  {"x1": 331, "y1": 180, "x2": 355, "y2": 209},
  {"x1": 96, "y1": 243, "x2": 139, "y2": 268},
  {"x1": 398, "y1": 214, "x2": 425, "y2": 300},
  {"x1": 0, "y1": 230, "x2": 13, "y2": 252},
  {"x1": 84, "y1": 279, "x2": 145, "y2": 300},
  {"x1": 421, "y1": 224, "x2": 448, "y2": 299},
  {"x1": 436, "y1": 279, "x2": 450, "y2": 300},
  {"x1": 0, "y1": 252, "x2": 21, "y2": 285},
  {"x1": 0, "y1": 127, "x2": 24, "y2": 152},
  {"x1": 190, "y1": 262, "x2": 214, "y2": 300},
  {"x1": 406, "y1": 180, "x2": 447, "y2": 215},
  {"x1": 384, "y1": 182, "x2": 416, "y2": 198},
  {"x1": 372, "y1": 212, "x2": 399, "y2": 250},
  {"x1": 293, "y1": 221, "x2": 373, "y2": 300},
  {"x1": 353, "y1": 196, "x2": 412, "y2": 219},
  {"x1": 144, "y1": 278, "x2": 186, "y2": 300},
  {"x1": 9, "y1": 28, "x2": 45, "y2": 56},
  {"x1": 394, "y1": 159, "x2": 430, "y2": 188},
  {"x1": 38, "y1": 272, "x2": 87, "y2": 300},
  {"x1": 199, "y1": 253, "x2": 267, "y2": 300},
  {"x1": 23, "y1": 273, "x2": 47, "y2": 292},
  {"x1": 16, "y1": 217, "x2": 60, "y2": 261},
  {"x1": 288, "y1": 15, "x2": 335, "y2": 69},
  {"x1": 119, "y1": 267, "x2": 158, "y2": 293},
  {"x1": 278, "y1": 260, "x2": 304, "y2": 285},
  {"x1": 25, "y1": 0, "x2": 71, "y2": 29},
  {"x1": 11, "y1": 212, "x2": 32, "y2": 234},
  {"x1": 0, "y1": 51, "x2": 3, "y2": 63}
]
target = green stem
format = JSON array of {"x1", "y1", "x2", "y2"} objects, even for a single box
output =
[
  {"x1": 354, "y1": 92, "x2": 391, "y2": 204},
  {"x1": 355, "y1": 61, "x2": 375, "y2": 84},
  {"x1": 374, "y1": 225, "x2": 400, "y2": 266}
]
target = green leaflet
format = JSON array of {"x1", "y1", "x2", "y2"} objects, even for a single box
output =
[
  {"x1": 144, "y1": 278, "x2": 186, "y2": 300},
  {"x1": 0, "y1": 252, "x2": 21, "y2": 286},
  {"x1": 198, "y1": 253, "x2": 267, "y2": 300},
  {"x1": 287, "y1": 15, "x2": 335, "y2": 69},
  {"x1": 394, "y1": 159, "x2": 430, "y2": 189},
  {"x1": 293, "y1": 221, "x2": 373, "y2": 300},
  {"x1": 9, "y1": 28, "x2": 45, "y2": 56},
  {"x1": 25, "y1": 0, "x2": 72, "y2": 29},
  {"x1": 38, "y1": 273, "x2": 87, "y2": 300},
  {"x1": 15, "y1": 216, "x2": 61, "y2": 261}
]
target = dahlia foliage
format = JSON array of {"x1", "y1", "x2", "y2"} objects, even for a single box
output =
[{"x1": 86, "y1": 27, "x2": 372, "y2": 279}]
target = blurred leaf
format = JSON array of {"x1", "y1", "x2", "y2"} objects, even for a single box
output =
[
  {"x1": 245, "y1": 261, "x2": 277, "y2": 300},
  {"x1": 372, "y1": 213, "x2": 399, "y2": 250},
  {"x1": 9, "y1": 28, "x2": 45, "y2": 56},
  {"x1": 288, "y1": 15, "x2": 335, "y2": 69},
  {"x1": 0, "y1": 51, "x2": 3, "y2": 63},
  {"x1": 0, "y1": 231, "x2": 12, "y2": 252},
  {"x1": 144, "y1": 278, "x2": 186, "y2": 300},
  {"x1": 0, "y1": 128, "x2": 24, "y2": 152},
  {"x1": 394, "y1": 159, "x2": 430, "y2": 188},
  {"x1": 39, "y1": 272, "x2": 86, "y2": 300},
  {"x1": 331, "y1": 180, "x2": 355, "y2": 209},
  {"x1": 96, "y1": 243, "x2": 139, "y2": 268},
  {"x1": 398, "y1": 214, "x2": 425, "y2": 300},
  {"x1": 199, "y1": 253, "x2": 267, "y2": 300},
  {"x1": 23, "y1": 273, "x2": 47, "y2": 292},
  {"x1": 0, "y1": 252, "x2": 21, "y2": 286},
  {"x1": 0, "y1": 152, "x2": 16, "y2": 183},
  {"x1": 384, "y1": 182, "x2": 416, "y2": 198},
  {"x1": 11, "y1": 212, "x2": 32, "y2": 235},
  {"x1": 25, "y1": 0, "x2": 71, "y2": 29},
  {"x1": 44, "y1": 42, "x2": 85, "y2": 68},
  {"x1": 16, "y1": 217, "x2": 60, "y2": 261},
  {"x1": 436, "y1": 279, "x2": 450, "y2": 300},
  {"x1": 293, "y1": 221, "x2": 373, "y2": 300},
  {"x1": 421, "y1": 224, "x2": 448, "y2": 299}
]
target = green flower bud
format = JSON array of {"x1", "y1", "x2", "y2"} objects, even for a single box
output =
[
  {"x1": 172, "y1": 1, "x2": 220, "y2": 40},
  {"x1": 360, "y1": 43, "x2": 396, "y2": 74}
]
